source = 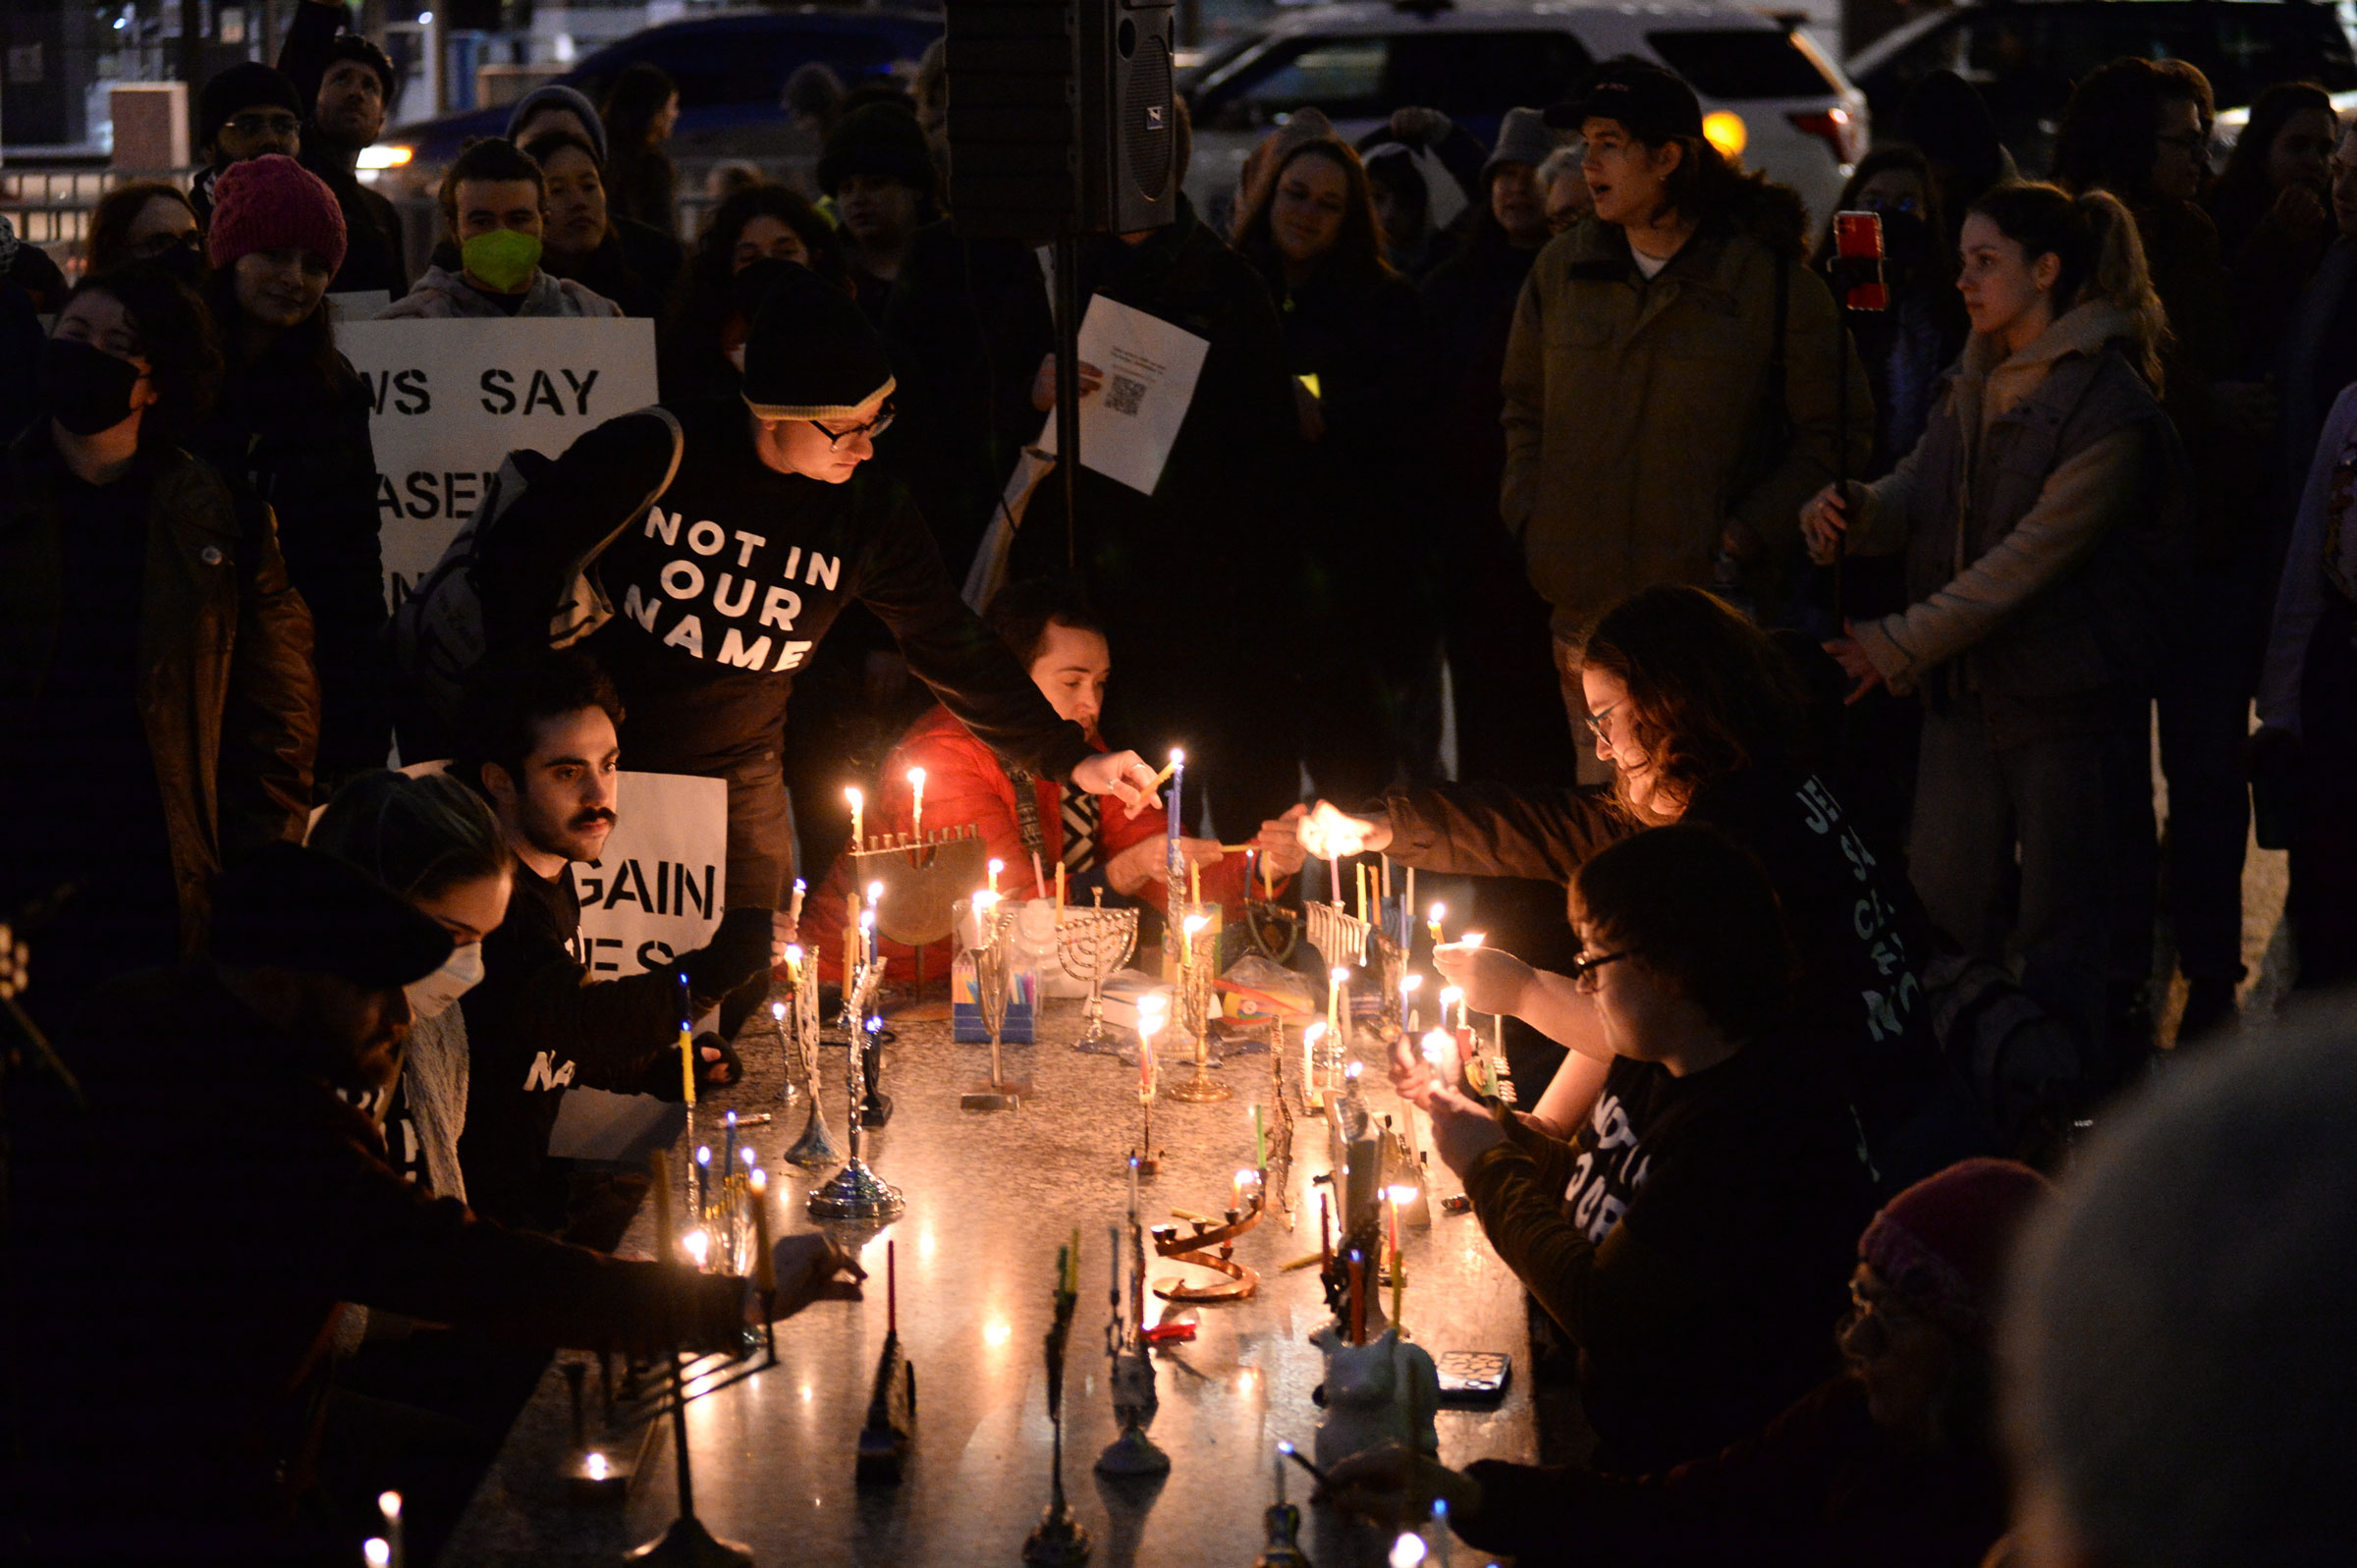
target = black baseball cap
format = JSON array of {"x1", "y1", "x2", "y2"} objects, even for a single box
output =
[{"x1": 1546, "y1": 57, "x2": 1704, "y2": 142}]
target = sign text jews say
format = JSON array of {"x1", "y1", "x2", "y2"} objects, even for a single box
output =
[{"x1": 339, "y1": 317, "x2": 659, "y2": 609}]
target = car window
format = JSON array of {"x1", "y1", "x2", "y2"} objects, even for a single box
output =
[
  {"x1": 2207, "y1": 6, "x2": 2357, "y2": 100},
  {"x1": 1202, "y1": 28, "x2": 1591, "y2": 127},
  {"x1": 1645, "y1": 29, "x2": 1836, "y2": 99}
]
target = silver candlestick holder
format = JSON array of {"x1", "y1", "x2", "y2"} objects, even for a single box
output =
[
  {"x1": 780, "y1": 964, "x2": 840, "y2": 1169},
  {"x1": 810, "y1": 961, "x2": 904, "y2": 1220},
  {"x1": 1304, "y1": 899, "x2": 1372, "y2": 973},
  {"x1": 1096, "y1": 1159, "x2": 1169, "y2": 1477},
  {"x1": 1056, "y1": 893, "x2": 1137, "y2": 1055},
  {"x1": 1161, "y1": 906, "x2": 1231, "y2": 1104},
  {"x1": 960, "y1": 906, "x2": 1026, "y2": 1111}
]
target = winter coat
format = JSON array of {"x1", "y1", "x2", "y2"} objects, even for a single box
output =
[
  {"x1": 0, "y1": 431, "x2": 317, "y2": 951},
  {"x1": 191, "y1": 336, "x2": 390, "y2": 788},
  {"x1": 380, "y1": 261, "x2": 623, "y2": 319},
  {"x1": 1462, "y1": 1031, "x2": 1877, "y2": 1472},
  {"x1": 799, "y1": 702, "x2": 1268, "y2": 981},
  {"x1": 541, "y1": 215, "x2": 685, "y2": 320},
  {"x1": 278, "y1": 0, "x2": 412, "y2": 297},
  {"x1": 2260, "y1": 382, "x2": 2357, "y2": 737},
  {"x1": 1459, "y1": 1373, "x2": 2009, "y2": 1568},
  {"x1": 0, "y1": 963, "x2": 743, "y2": 1559},
  {"x1": 1847, "y1": 302, "x2": 2174, "y2": 747},
  {"x1": 1503, "y1": 215, "x2": 1871, "y2": 637},
  {"x1": 880, "y1": 221, "x2": 1058, "y2": 578}
]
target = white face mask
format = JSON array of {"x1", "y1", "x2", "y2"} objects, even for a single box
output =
[{"x1": 405, "y1": 941, "x2": 484, "y2": 1019}]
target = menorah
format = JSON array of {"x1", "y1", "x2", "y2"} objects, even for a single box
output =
[
  {"x1": 1304, "y1": 900, "x2": 1370, "y2": 971},
  {"x1": 1055, "y1": 893, "x2": 1137, "y2": 1055},
  {"x1": 779, "y1": 964, "x2": 839, "y2": 1169},
  {"x1": 808, "y1": 958, "x2": 904, "y2": 1220}
]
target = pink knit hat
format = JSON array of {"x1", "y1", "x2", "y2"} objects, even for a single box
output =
[
  {"x1": 207, "y1": 153, "x2": 347, "y2": 276},
  {"x1": 1858, "y1": 1157, "x2": 2054, "y2": 1340}
]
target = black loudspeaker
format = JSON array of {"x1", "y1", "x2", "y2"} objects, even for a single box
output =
[{"x1": 946, "y1": 0, "x2": 1178, "y2": 242}]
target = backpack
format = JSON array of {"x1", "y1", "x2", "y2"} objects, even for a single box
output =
[{"x1": 388, "y1": 406, "x2": 684, "y2": 742}]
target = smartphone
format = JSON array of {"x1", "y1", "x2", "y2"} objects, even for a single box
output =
[
  {"x1": 1435, "y1": 1350, "x2": 1511, "y2": 1403},
  {"x1": 1833, "y1": 210, "x2": 1889, "y2": 311}
]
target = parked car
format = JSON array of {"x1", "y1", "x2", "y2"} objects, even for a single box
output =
[
  {"x1": 1848, "y1": 0, "x2": 2357, "y2": 175},
  {"x1": 360, "y1": 6, "x2": 941, "y2": 204},
  {"x1": 1181, "y1": 0, "x2": 1867, "y2": 229}
]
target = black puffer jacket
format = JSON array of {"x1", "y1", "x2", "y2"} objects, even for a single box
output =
[{"x1": 192, "y1": 334, "x2": 389, "y2": 788}]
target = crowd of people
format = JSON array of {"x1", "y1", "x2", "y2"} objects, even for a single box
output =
[{"x1": 5, "y1": 0, "x2": 2357, "y2": 1559}]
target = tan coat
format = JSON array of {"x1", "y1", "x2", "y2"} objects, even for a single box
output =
[{"x1": 1502, "y1": 216, "x2": 1870, "y2": 637}]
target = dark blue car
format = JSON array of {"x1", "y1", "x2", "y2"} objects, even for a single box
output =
[{"x1": 368, "y1": 6, "x2": 942, "y2": 186}]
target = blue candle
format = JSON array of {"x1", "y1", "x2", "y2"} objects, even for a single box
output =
[{"x1": 1167, "y1": 750, "x2": 1183, "y2": 844}]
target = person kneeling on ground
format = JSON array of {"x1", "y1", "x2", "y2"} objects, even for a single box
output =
[
  {"x1": 0, "y1": 841, "x2": 859, "y2": 1561},
  {"x1": 1393, "y1": 824, "x2": 1879, "y2": 1473},
  {"x1": 800, "y1": 578, "x2": 1307, "y2": 981},
  {"x1": 1326, "y1": 1157, "x2": 2049, "y2": 1567}
]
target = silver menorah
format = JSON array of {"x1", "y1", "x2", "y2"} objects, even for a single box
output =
[
  {"x1": 781, "y1": 969, "x2": 840, "y2": 1169},
  {"x1": 809, "y1": 959, "x2": 904, "y2": 1219},
  {"x1": 1056, "y1": 897, "x2": 1138, "y2": 1055},
  {"x1": 1304, "y1": 900, "x2": 1371, "y2": 972}
]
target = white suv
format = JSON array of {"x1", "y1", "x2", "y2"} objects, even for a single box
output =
[{"x1": 1183, "y1": 0, "x2": 1867, "y2": 228}]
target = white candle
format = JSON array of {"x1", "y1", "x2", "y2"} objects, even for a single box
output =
[
  {"x1": 906, "y1": 766, "x2": 926, "y2": 838},
  {"x1": 988, "y1": 857, "x2": 1002, "y2": 893},
  {"x1": 846, "y1": 785, "x2": 863, "y2": 849}
]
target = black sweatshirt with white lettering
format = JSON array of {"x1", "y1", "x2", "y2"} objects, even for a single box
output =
[{"x1": 577, "y1": 401, "x2": 1094, "y2": 781}]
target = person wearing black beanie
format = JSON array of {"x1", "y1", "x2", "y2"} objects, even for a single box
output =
[
  {"x1": 438, "y1": 262, "x2": 1157, "y2": 1039},
  {"x1": 275, "y1": 0, "x2": 412, "y2": 297},
  {"x1": 192, "y1": 61, "x2": 304, "y2": 225},
  {"x1": 818, "y1": 100, "x2": 939, "y2": 323}
]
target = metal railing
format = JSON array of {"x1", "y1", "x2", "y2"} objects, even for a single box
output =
[{"x1": 0, "y1": 166, "x2": 199, "y2": 270}]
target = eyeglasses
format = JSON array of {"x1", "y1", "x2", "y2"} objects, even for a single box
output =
[
  {"x1": 1567, "y1": 949, "x2": 1628, "y2": 992},
  {"x1": 810, "y1": 405, "x2": 895, "y2": 449},
  {"x1": 1582, "y1": 700, "x2": 1619, "y2": 743},
  {"x1": 227, "y1": 111, "x2": 301, "y2": 139}
]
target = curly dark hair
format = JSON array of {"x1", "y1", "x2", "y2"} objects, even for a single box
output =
[
  {"x1": 1233, "y1": 136, "x2": 1395, "y2": 294},
  {"x1": 453, "y1": 648, "x2": 626, "y2": 797},
  {"x1": 692, "y1": 183, "x2": 850, "y2": 294},
  {"x1": 61, "y1": 267, "x2": 222, "y2": 450},
  {"x1": 2054, "y1": 56, "x2": 2214, "y2": 199},
  {"x1": 1576, "y1": 585, "x2": 1807, "y2": 818},
  {"x1": 983, "y1": 577, "x2": 1106, "y2": 668},
  {"x1": 1569, "y1": 823, "x2": 1796, "y2": 1040}
]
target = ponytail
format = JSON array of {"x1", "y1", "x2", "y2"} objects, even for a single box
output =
[{"x1": 1969, "y1": 181, "x2": 2168, "y2": 387}]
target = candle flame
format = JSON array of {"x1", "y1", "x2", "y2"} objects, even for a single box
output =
[
  {"x1": 865, "y1": 879, "x2": 883, "y2": 905},
  {"x1": 1421, "y1": 1030, "x2": 1453, "y2": 1064},
  {"x1": 845, "y1": 785, "x2": 861, "y2": 808},
  {"x1": 1304, "y1": 1020, "x2": 1327, "y2": 1044},
  {"x1": 785, "y1": 944, "x2": 802, "y2": 964},
  {"x1": 1390, "y1": 1531, "x2": 1429, "y2": 1568},
  {"x1": 585, "y1": 1451, "x2": 609, "y2": 1482},
  {"x1": 905, "y1": 767, "x2": 925, "y2": 788},
  {"x1": 1439, "y1": 986, "x2": 1462, "y2": 1008},
  {"x1": 684, "y1": 1229, "x2": 709, "y2": 1267},
  {"x1": 771, "y1": 1000, "x2": 787, "y2": 1020},
  {"x1": 1461, "y1": 932, "x2": 1486, "y2": 948},
  {"x1": 859, "y1": 909, "x2": 875, "y2": 929},
  {"x1": 378, "y1": 1491, "x2": 402, "y2": 1523},
  {"x1": 988, "y1": 857, "x2": 1003, "y2": 876},
  {"x1": 1345, "y1": 1060, "x2": 1363, "y2": 1080},
  {"x1": 748, "y1": 1166, "x2": 768, "y2": 1194},
  {"x1": 1386, "y1": 1183, "x2": 1419, "y2": 1204},
  {"x1": 1182, "y1": 913, "x2": 1208, "y2": 936},
  {"x1": 1402, "y1": 974, "x2": 1422, "y2": 994},
  {"x1": 695, "y1": 1145, "x2": 711, "y2": 1167},
  {"x1": 740, "y1": 1145, "x2": 757, "y2": 1167},
  {"x1": 1429, "y1": 901, "x2": 1445, "y2": 923},
  {"x1": 364, "y1": 1541, "x2": 392, "y2": 1568},
  {"x1": 1331, "y1": 966, "x2": 1350, "y2": 984},
  {"x1": 1169, "y1": 747, "x2": 1183, "y2": 765}
]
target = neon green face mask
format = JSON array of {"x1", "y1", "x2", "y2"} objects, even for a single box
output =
[{"x1": 462, "y1": 227, "x2": 542, "y2": 294}]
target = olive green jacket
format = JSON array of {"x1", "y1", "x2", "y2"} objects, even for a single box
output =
[
  {"x1": 0, "y1": 432, "x2": 319, "y2": 951},
  {"x1": 1501, "y1": 216, "x2": 1871, "y2": 637}
]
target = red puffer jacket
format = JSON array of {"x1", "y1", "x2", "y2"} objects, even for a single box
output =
[{"x1": 802, "y1": 703, "x2": 1262, "y2": 982}]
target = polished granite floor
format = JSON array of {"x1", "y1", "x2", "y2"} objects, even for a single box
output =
[{"x1": 439, "y1": 997, "x2": 1534, "y2": 1567}]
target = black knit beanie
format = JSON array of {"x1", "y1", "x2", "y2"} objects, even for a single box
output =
[
  {"x1": 740, "y1": 262, "x2": 897, "y2": 421},
  {"x1": 210, "y1": 841, "x2": 454, "y2": 991},
  {"x1": 816, "y1": 101, "x2": 937, "y2": 198},
  {"x1": 198, "y1": 62, "x2": 305, "y2": 152}
]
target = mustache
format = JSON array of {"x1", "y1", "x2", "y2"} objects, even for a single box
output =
[{"x1": 571, "y1": 808, "x2": 618, "y2": 831}]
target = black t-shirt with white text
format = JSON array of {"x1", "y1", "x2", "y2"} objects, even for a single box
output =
[{"x1": 583, "y1": 402, "x2": 1090, "y2": 782}]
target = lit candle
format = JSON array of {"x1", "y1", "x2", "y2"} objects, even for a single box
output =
[
  {"x1": 846, "y1": 785, "x2": 863, "y2": 849},
  {"x1": 1232, "y1": 1168, "x2": 1248, "y2": 1214},
  {"x1": 1056, "y1": 860, "x2": 1066, "y2": 914},
  {"x1": 748, "y1": 1166, "x2": 775, "y2": 1296},
  {"x1": 1187, "y1": 858, "x2": 1200, "y2": 908},
  {"x1": 1401, "y1": 972, "x2": 1421, "y2": 1025},
  {"x1": 694, "y1": 1144, "x2": 711, "y2": 1210},
  {"x1": 1166, "y1": 749, "x2": 1184, "y2": 845},
  {"x1": 988, "y1": 857, "x2": 1002, "y2": 894},
  {"x1": 1439, "y1": 986, "x2": 1463, "y2": 1034},
  {"x1": 859, "y1": 907, "x2": 876, "y2": 967},
  {"x1": 585, "y1": 1452, "x2": 609, "y2": 1483},
  {"x1": 906, "y1": 766, "x2": 926, "y2": 839},
  {"x1": 1328, "y1": 851, "x2": 1343, "y2": 910},
  {"x1": 1421, "y1": 1029, "x2": 1454, "y2": 1076},
  {"x1": 1181, "y1": 912, "x2": 1208, "y2": 984},
  {"x1": 378, "y1": 1490, "x2": 404, "y2": 1568},
  {"x1": 1328, "y1": 965, "x2": 1347, "y2": 1034},
  {"x1": 784, "y1": 943, "x2": 802, "y2": 982},
  {"x1": 866, "y1": 879, "x2": 883, "y2": 921},
  {"x1": 1357, "y1": 861, "x2": 1368, "y2": 924},
  {"x1": 684, "y1": 1228, "x2": 709, "y2": 1270},
  {"x1": 676, "y1": 971, "x2": 696, "y2": 1108},
  {"x1": 1427, "y1": 901, "x2": 1447, "y2": 946}
]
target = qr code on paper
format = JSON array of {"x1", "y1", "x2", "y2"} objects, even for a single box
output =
[{"x1": 1104, "y1": 373, "x2": 1147, "y2": 416}]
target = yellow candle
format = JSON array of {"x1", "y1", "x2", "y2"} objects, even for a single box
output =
[
  {"x1": 988, "y1": 858, "x2": 1002, "y2": 894},
  {"x1": 679, "y1": 1023, "x2": 696, "y2": 1108},
  {"x1": 1427, "y1": 901, "x2": 1447, "y2": 945},
  {"x1": 748, "y1": 1167, "x2": 776, "y2": 1294},
  {"x1": 1188, "y1": 859, "x2": 1201, "y2": 908},
  {"x1": 1056, "y1": 860, "x2": 1066, "y2": 913}
]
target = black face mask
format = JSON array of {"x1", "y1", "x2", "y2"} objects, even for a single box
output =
[
  {"x1": 146, "y1": 236, "x2": 208, "y2": 288},
  {"x1": 44, "y1": 336, "x2": 143, "y2": 436}
]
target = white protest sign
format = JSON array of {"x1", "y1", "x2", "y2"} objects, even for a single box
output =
[
  {"x1": 326, "y1": 291, "x2": 390, "y2": 322},
  {"x1": 572, "y1": 770, "x2": 729, "y2": 980},
  {"x1": 1038, "y1": 294, "x2": 1209, "y2": 495},
  {"x1": 340, "y1": 316, "x2": 658, "y2": 608}
]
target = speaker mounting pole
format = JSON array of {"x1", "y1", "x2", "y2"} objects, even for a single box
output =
[{"x1": 1056, "y1": 233, "x2": 1082, "y2": 575}]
